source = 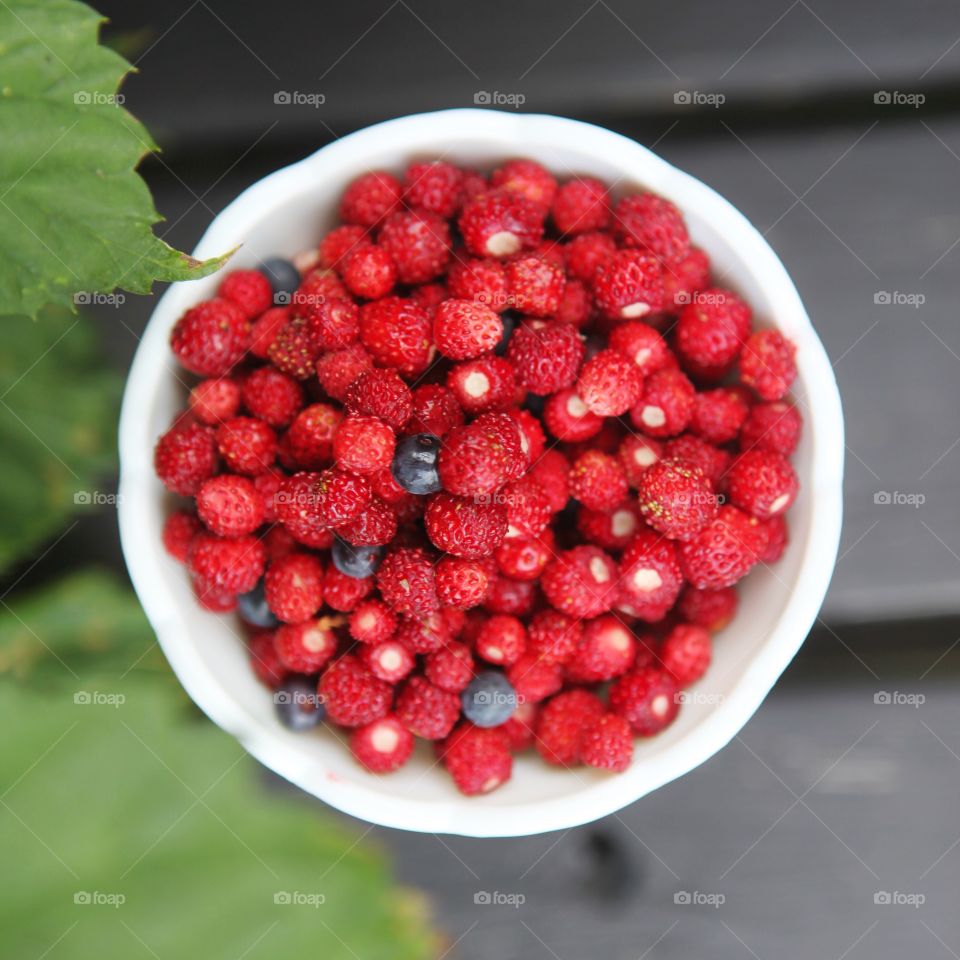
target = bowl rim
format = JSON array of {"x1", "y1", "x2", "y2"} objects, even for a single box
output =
[{"x1": 118, "y1": 108, "x2": 844, "y2": 836}]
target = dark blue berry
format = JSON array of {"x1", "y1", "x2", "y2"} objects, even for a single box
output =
[
  {"x1": 391, "y1": 433, "x2": 442, "y2": 494},
  {"x1": 332, "y1": 536, "x2": 383, "y2": 579},
  {"x1": 494, "y1": 310, "x2": 518, "y2": 356},
  {"x1": 237, "y1": 579, "x2": 279, "y2": 628},
  {"x1": 258, "y1": 257, "x2": 301, "y2": 301},
  {"x1": 461, "y1": 671, "x2": 518, "y2": 728},
  {"x1": 275, "y1": 677, "x2": 325, "y2": 731}
]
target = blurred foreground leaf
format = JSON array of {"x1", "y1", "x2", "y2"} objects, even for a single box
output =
[
  {"x1": 0, "y1": 570, "x2": 162, "y2": 686},
  {"x1": 0, "y1": 310, "x2": 119, "y2": 571},
  {"x1": 0, "y1": 0, "x2": 228, "y2": 318},
  {"x1": 0, "y1": 671, "x2": 438, "y2": 959}
]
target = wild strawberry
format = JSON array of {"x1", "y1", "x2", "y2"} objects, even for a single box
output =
[
  {"x1": 359, "y1": 641, "x2": 415, "y2": 685},
  {"x1": 443, "y1": 724, "x2": 513, "y2": 794},
  {"x1": 757, "y1": 514, "x2": 789, "y2": 563},
  {"x1": 617, "y1": 528, "x2": 684, "y2": 620},
  {"x1": 446, "y1": 258, "x2": 509, "y2": 312},
  {"x1": 154, "y1": 421, "x2": 218, "y2": 495},
  {"x1": 376, "y1": 547, "x2": 438, "y2": 615},
  {"x1": 344, "y1": 368, "x2": 412, "y2": 431},
  {"x1": 438, "y1": 413, "x2": 525, "y2": 497},
  {"x1": 608, "y1": 321, "x2": 674, "y2": 377},
  {"x1": 609, "y1": 667, "x2": 680, "y2": 736},
  {"x1": 446, "y1": 355, "x2": 516, "y2": 414},
  {"x1": 315, "y1": 343, "x2": 373, "y2": 401},
  {"x1": 475, "y1": 614, "x2": 527, "y2": 666},
  {"x1": 662, "y1": 247, "x2": 711, "y2": 310},
  {"x1": 679, "y1": 505, "x2": 765, "y2": 589},
  {"x1": 483, "y1": 574, "x2": 538, "y2": 617},
  {"x1": 727, "y1": 450, "x2": 798, "y2": 520},
  {"x1": 248, "y1": 631, "x2": 287, "y2": 688},
  {"x1": 339, "y1": 171, "x2": 403, "y2": 227},
  {"x1": 637, "y1": 458, "x2": 718, "y2": 541},
  {"x1": 618, "y1": 434, "x2": 663, "y2": 487},
  {"x1": 323, "y1": 566, "x2": 374, "y2": 611},
  {"x1": 351, "y1": 715, "x2": 414, "y2": 772},
  {"x1": 552, "y1": 177, "x2": 611, "y2": 234},
  {"x1": 543, "y1": 389, "x2": 603, "y2": 442},
  {"x1": 218, "y1": 269, "x2": 274, "y2": 318},
  {"x1": 529, "y1": 449, "x2": 571, "y2": 513},
  {"x1": 394, "y1": 612, "x2": 450, "y2": 654},
  {"x1": 162, "y1": 510, "x2": 202, "y2": 562},
  {"x1": 494, "y1": 534, "x2": 551, "y2": 581},
  {"x1": 284, "y1": 403, "x2": 341, "y2": 469},
  {"x1": 569, "y1": 450, "x2": 628, "y2": 512},
  {"x1": 339, "y1": 245, "x2": 395, "y2": 300},
  {"x1": 459, "y1": 190, "x2": 545, "y2": 258},
  {"x1": 349, "y1": 599, "x2": 398, "y2": 645},
  {"x1": 577, "y1": 348, "x2": 644, "y2": 417},
  {"x1": 592, "y1": 250, "x2": 664, "y2": 320},
  {"x1": 357, "y1": 296, "x2": 433, "y2": 377},
  {"x1": 170, "y1": 298, "x2": 250, "y2": 376},
  {"x1": 241, "y1": 366, "x2": 304, "y2": 428},
  {"x1": 739, "y1": 329, "x2": 798, "y2": 400},
  {"x1": 319, "y1": 224, "x2": 370, "y2": 270},
  {"x1": 534, "y1": 689, "x2": 605, "y2": 766},
  {"x1": 425, "y1": 493, "x2": 507, "y2": 559},
  {"x1": 425, "y1": 642, "x2": 475, "y2": 693},
  {"x1": 320, "y1": 654, "x2": 392, "y2": 727},
  {"x1": 690, "y1": 387, "x2": 749, "y2": 445},
  {"x1": 378, "y1": 210, "x2": 451, "y2": 284},
  {"x1": 292, "y1": 267, "x2": 348, "y2": 312},
  {"x1": 663, "y1": 434, "x2": 729, "y2": 488},
  {"x1": 505, "y1": 255, "x2": 565, "y2": 317},
  {"x1": 630, "y1": 368, "x2": 696, "y2": 438},
  {"x1": 196, "y1": 474, "x2": 264, "y2": 538},
  {"x1": 739, "y1": 401, "x2": 802, "y2": 457},
  {"x1": 566, "y1": 616, "x2": 636, "y2": 683},
  {"x1": 577, "y1": 501, "x2": 642, "y2": 550},
  {"x1": 677, "y1": 586, "x2": 738, "y2": 632},
  {"x1": 507, "y1": 320, "x2": 584, "y2": 395},
  {"x1": 189, "y1": 377, "x2": 241, "y2": 426},
  {"x1": 403, "y1": 160, "x2": 464, "y2": 218},
  {"x1": 436, "y1": 557, "x2": 490, "y2": 608},
  {"x1": 406, "y1": 384, "x2": 464, "y2": 437},
  {"x1": 337, "y1": 496, "x2": 398, "y2": 546},
  {"x1": 274, "y1": 618, "x2": 338, "y2": 673},
  {"x1": 263, "y1": 553, "x2": 324, "y2": 623},
  {"x1": 333, "y1": 414, "x2": 396, "y2": 476},
  {"x1": 491, "y1": 159, "x2": 557, "y2": 210},
  {"x1": 660, "y1": 623, "x2": 711, "y2": 686},
  {"x1": 507, "y1": 654, "x2": 563, "y2": 703},
  {"x1": 267, "y1": 316, "x2": 319, "y2": 380},
  {"x1": 396, "y1": 675, "x2": 460, "y2": 739},
  {"x1": 542, "y1": 545, "x2": 618, "y2": 619},
  {"x1": 614, "y1": 193, "x2": 690, "y2": 262},
  {"x1": 250, "y1": 306, "x2": 291, "y2": 358},
  {"x1": 580, "y1": 714, "x2": 634, "y2": 772},
  {"x1": 188, "y1": 532, "x2": 265, "y2": 595},
  {"x1": 433, "y1": 299, "x2": 503, "y2": 360},
  {"x1": 564, "y1": 231, "x2": 616, "y2": 282},
  {"x1": 675, "y1": 290, "x2": 752, "y2": 381}
]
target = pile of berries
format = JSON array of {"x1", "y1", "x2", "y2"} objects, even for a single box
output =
[{"x1": 156, "y1": 157, "x2": 800, "y2": 795}]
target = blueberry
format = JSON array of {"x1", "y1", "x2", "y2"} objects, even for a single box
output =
[
  {"x1": 461, "y1": 671, "x2": 518, "y2": 728},
  {"x1": 391, "y1": 433, "x2": 442, "y2": 494},
  {"x1": 237, "y1": 579, "x2": 279, "y2": 628},
  {"x1": 332, "y1": 536, "x2": 383, "y2": 579},
  {"x1": 275, "y1": 677, "x2": 325, "y2": 731},
  {"x1": 258, "y1": 257, "x2": 301, "y2": 301},
  {"x1": 494, "y1": 310, "x2": 518, "y2": 356}
]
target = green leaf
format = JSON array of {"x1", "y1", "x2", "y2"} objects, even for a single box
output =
[
  {"x1": 0, "y1": 309, "x2": 119, "y2": 571},
  {"x1": 0, "y1": 671, "x2": 439, "y2": 959},
  {"x1": 0, "y1": 0, "x2": 229, "y2": 318},
  {"x1": 0, "y1": 570, "x2": 164, "y2": 686}
]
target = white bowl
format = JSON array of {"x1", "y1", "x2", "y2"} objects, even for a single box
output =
[{"x1": 118, "y1": 109, "x2": 844, "y2": 837}]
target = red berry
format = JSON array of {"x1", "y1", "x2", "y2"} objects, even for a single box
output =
[
  {"x1": 425, "y1": 492, "x2": 507, "y2": 559},
  {"x1": 690, "y1": 387, "x2": 749, "y2": 445},
  {"x1": 507, "y1": 654, "x2": 563, "y2": 704},
  {"x1": 739, "y1": 329, "x2": 798, "y2": 401},
  {"x1": 274, "y1": 618, "x2": 337, "y2": 673},
  {"x1": 739, "y1": 401, "x2": 802, "y2": 457},
  {"x1": 679, "y1": 505, "x2": 765, "y2": 589},
  {"x1": 505, "y1": 255, "x2": 565, "y2": 317},
  {"x1": 677, "y1": 586, "x2": 738, "y2": 632},
  {"x1": 376, "y1": 547, "x2": 438, "y2": 615},
  {"x1": 662, "y1": 247, "x2": 711, "y2": 310},
  {"x1": 268, "y1": 316, "x2": 320, "y2": 380},
  {"x1": 162, "y1": 510, "x2": 202, "y2": 562},
  {"x1": 433, "y1": 299, "x2": 503, "y2": 360},
  {"x1": 315, "y1": 343, "x2": 373, "y2": 401},
  {"x1": 305, "y1": 298, "x2": 359, "y2": 351},
  {"x1": 338, "y1": 496, "x2": 398, "y2": 547},
  {"x1": 609, "y1": 667, "x2": 680, "y2": 736},
  {"x1": 319, "y1": 224, "x2": 370, "y2": 270},
  {"x1": 592, "y1": 250, "x2": 664, "y2": 320},
  {"x1": 264, "y1": 552, "x2": 324, "y2": 623},
  {"x1": 581, "y1": 714, "x2": 633, "y2": 772},
  {"x1": 618, "y1": 434, "x2": 663, "y2": 487},
  {"x1": 436, "y1": 557, "x2": 490, "y2": 608},
  {"x1": 613, "y1": 193, "x2": 690, "y2": 262},
  {"x1": 154, "y1": 421, "x2": 217, "y2": 495},
  {"x1": 475, "y1": 614, "x2": 527, "y2": 666},
  {"x1": 446, "y1": 258, "x2": 509, "y2": 312},
  {"x1": 339, "y1": 171, "x2": 403, "y2": 227},
  {"x1": 552, "y1": 177, "x2": 611, "y2": 235},
  {"x1": 320, "y1": 654, "x2": 392, "y2": 727},
  {"x1": 311, "y1": 467, "x2": 373, "y2": 527},
  {"x1": 396, "y1": 675, "x2": 460, "y2": 739},
  {"x1": 483, "y1": 574, "x2": 538, "y2": 617},
  {"x1": 241, "y1": 366, "x2": 304, "y2": 428},
  {"x1": 403, "y1": 160, "x2": 464, "y2": 218},
  {"x1": 443, "y1": 724, "x2": 513, "y2": 794},
  {"x1": 499, "y1": 701, "x2": 538, "y2": 751},
  {"x1": 406, "y1": 384, "x2": 464, "y2": 437},
  {"x1": 727, "y1": 450, "x2": 798, "y2": 520},
  {"x1": 215, "y1": 416, "x2": 276, "y2": 475},
  {"x1": 344, "y1": 368, "x2": 412, "y2": 432},
  {"x1": 663, "y1": 434, "x2": 730, "y2": 488},
  {"x1": 506, "y1": 320, "x2": 584, "y2": 395},
  {"x1": 248, "y1": 631, "x2": 287, "y2": 688},
  {"x1": 525, "y1": 610, "x2": 580, "y2": 665},
  {"x1": 675, "y1": 290, "x2": 752, "y2": 381},
  {"x1": 250, "y1": 306, "x2": 290, "y2": 358},
  {"x1": 292, "y1": 268, "x2": 348, "y2": 312},
  {"x1": 569, "y1": 450, "x2": 629, "y2": 512},
  {"x1": 491, "y1": 159, "x2": 557, "y2": 210},
  {"x1": 218, "y1": 269, "x2": 274, "y2": 318},
  {"x1": 660, "y1": 623, "x2": 711, "y2": 686},
  {"x1": 378, "y1": 210, "x2": 451, "y2": 284},
  {"x1": 358, "y1": 297, "x2": 433, "y2": 377},
  {"x1": 757, "y1": 514, "x2": 789, "y2": 564},
  {"x1": 608, "y1": 321, "x2": 674, "y2": 377},
  {"x1": 351, "y1": 715, "x2": 414, "y2": 773},
  {"x1": 170, "y1": 298, "x2": 249, "y2": 376},
  {"x1": 459, "y1": 190, "x2": 545, "y2": 258},
  {"x1": 196, "y1": 474, "x2": 264, "y2": 538},
  {"x1": 542, "y1": 389, "x2": 601, "y2": 442},
  {"x1": 349, "y1": 599, "x2": 398, "y2": 644},
  {"x1": 494, "y1": 534, "x2": 551, "y2": 581},
  {"x1": 637, "y1": 458, "x2": 718, "y2": 541},
  {"x1": 188, "y1": 532, "x2": 265, "y2": 595},
  {"x1": 566, "y1": 615, "x2": 636, "y2": 683},
  {"x1": 333, "y1": 414, "x2": 396, "y2": 476},
  {"x1": 323, "y1": 566, "x2": 374, "y2": 611},
  {"x1": 564, "y1": 231, "x2": 616, "y2": 282},
  {"x1": 575, "y1": 348, "x2": 644, "y2": 417},
  {"x1": 284, "y1": 403, "x2": 341, "y2": 469},
  {"x1": 617, "y1": 528, "x2": 684, "y2": 620},
  {"x1": 577, "y1": 501, "x2": 642, "y2": 551},
  {"x1": 395, "y1": 612, "x2": 450, "y2": 654},
  {"x1": 446, "y1": 355, "x2": 516, "y2": 414},
  {"x1": 534, "y1": 689, "x2": 605, "y2": 766},
  {"x1": 425, "y1": 642, "x2": 475, "y2": 693},
  {"x1": 438, "y1": 413, "x2": 525, "y2": 497},
  {"x1": 630, "y1": 368, "x2": 696, "y2": 438},
  {"x1": 360, "y1": 641, "x2": 415, "y2": 685},
  {"x1": 341, "y1": 244, "x2": 396, "y2": 299},
  {"x1": 542, "y1": 545, "x2": 618, "y2": 619},
  {"x1": 189, "y1": 377, "x2": 241, "y2": 426}
]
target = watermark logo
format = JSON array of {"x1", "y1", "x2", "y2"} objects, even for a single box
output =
[
  {"x1": 471, "y1": 689, "x2": 523, "y2": 708},
  {"x1": 874, "y1": 690, "x2": 925, "y2": 708},
  {"x1": 874, "y1": 91, "x2": 924, "y2": 108},
  {"x1": 676, "y1": 691, "x2": 725, "y2": 706},
  {"x1": 74, "y1": 91, "x2": 125, "y2": 106},
  {"x1": 674, "y1": 289, "x2": 728, "y2": 307},
  {"x1": 273, "y1": 891, "x2": 326, "y2": 907},
  {"x1": 74, "y1": 490, "x2": 122, "y2": 506},
  {"x1": 474, "y1": 90, "x2": 526, "y2": 109},
  {"x1": 474, "y1": 890, "x2": 525, "y2": 908},
  {"x1": 74, "y1": 891, "x2": 125, "y2": 907},
  {"x1": 874, "y1": 290, "x2": 924, "y2": 308},
  {"x1": 74, "y1": 690, "x2": 126, "y2": 708},
  {"x1": 873, "y1": 490, "x2": 925, "y2": 508},
  {"x1": 874, "y1": 890, "x2": 924, "y2": 908},
  {"x1": 674, "y1": 90, "x2": 725, "y2": 108},
  {"x1": 674, "y1": 890, "x2": 725, "y2": 908},
  {"x1": 274, "y1": 91, "x2": 326, "y2": 108},
  {"x1": 274, "y1": 688, "x2": 324, "y2": 709},
  {"x1": 74, "y1": 291, "x2": 125, "y2": 307}
]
